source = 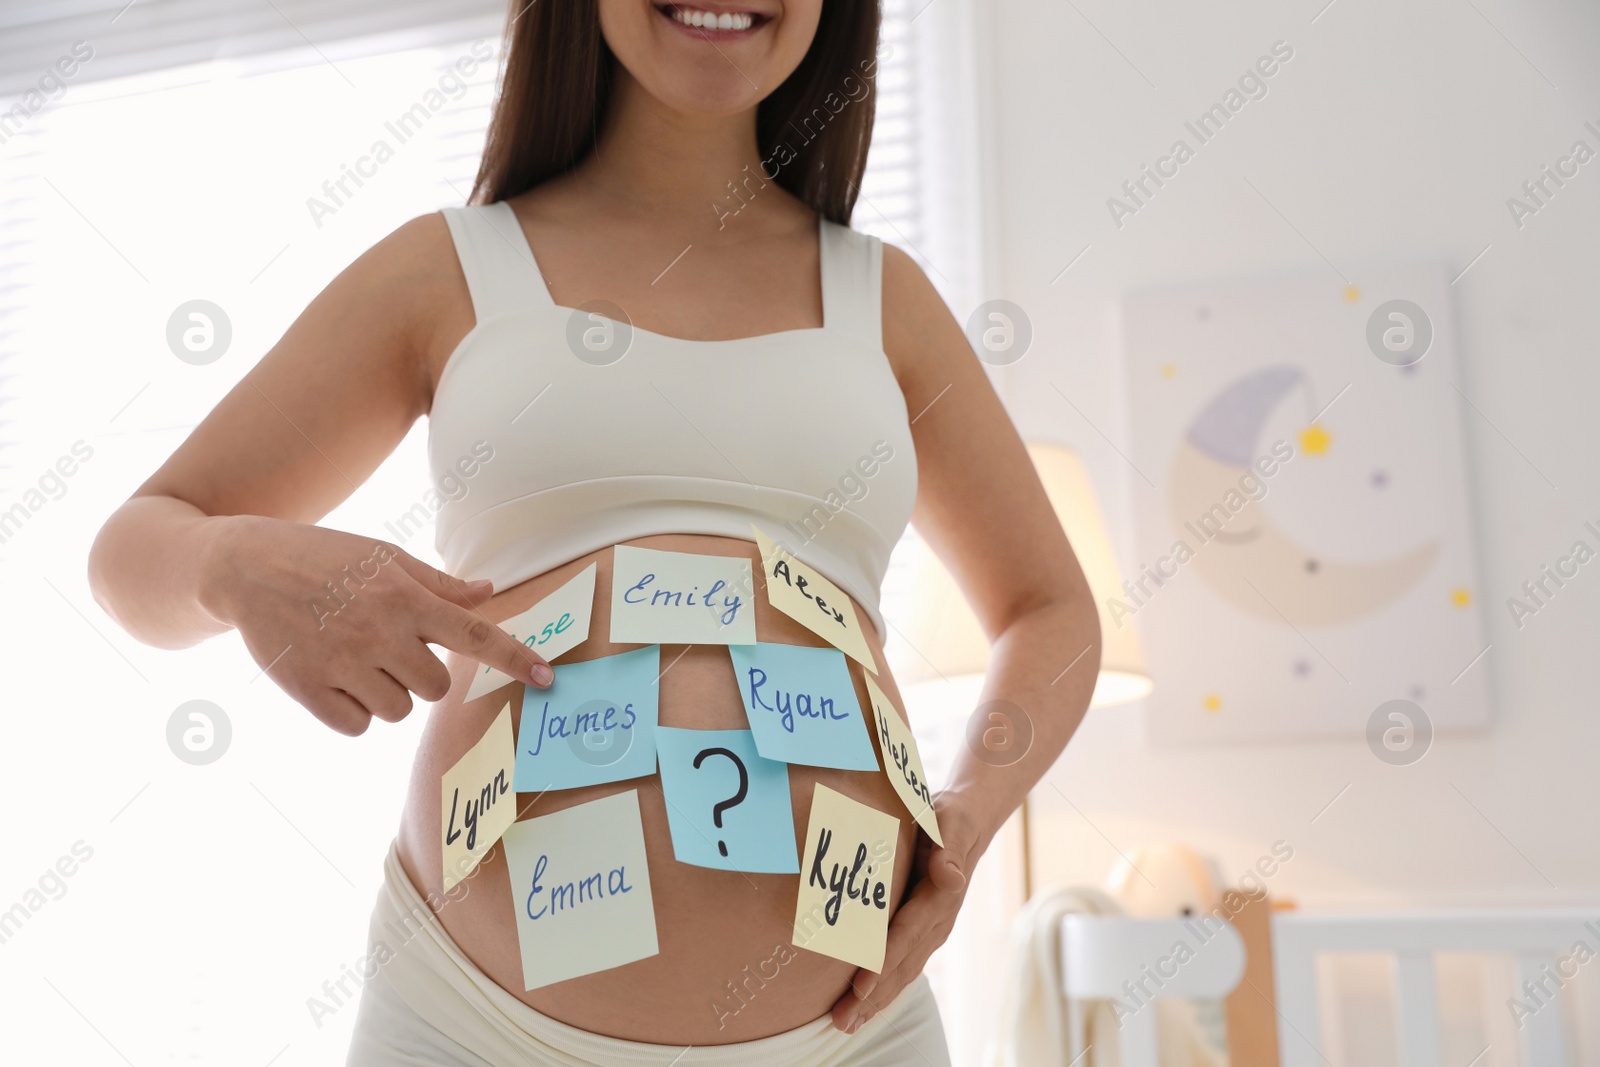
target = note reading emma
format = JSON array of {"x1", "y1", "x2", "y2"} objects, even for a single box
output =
[{"x1": 501, "y1": 789, "x2": 659, "y2": 989}]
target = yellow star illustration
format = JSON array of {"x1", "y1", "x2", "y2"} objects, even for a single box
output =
[
  {"x1": 1203, "y1": 694, "x2": 1222, "y2": 713},
  {"x1": 1343, "y1": 285, "x2": 1361, "y2": 303},
  {"x1": 1451, "y1": 587, "x2": 1472, "y2": 608},
  {"x1": 1160, "y1": 363, "x2": 1177, "y2": 379},
  {"x1": 1300, "y1": 424, "x2": 1332, "y2": 455}
]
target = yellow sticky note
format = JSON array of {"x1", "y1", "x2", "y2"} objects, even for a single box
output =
[
  {"x1": 863, "y1": 672, "x2": 943, "y2": 847},
  {"x1": 751, "y1": 525, "x2": 878, "y2": 674},
  {"x1": 441, "y1": 701, "x2": 517, "y2": 890},
  {"x1": 465, "y1": 563, "x2": 597, "y2": 702},
  {"x1": 792, "y1": 784, "x2": 900, "y2": 973}
]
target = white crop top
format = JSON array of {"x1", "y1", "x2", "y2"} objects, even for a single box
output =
[{"x1": 428, "y1": 201, "x2": 918, "y2": 642}]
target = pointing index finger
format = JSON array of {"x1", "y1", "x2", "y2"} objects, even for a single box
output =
[{"x1": 422, "y1": 600, "x2": 554, "y2": 688}]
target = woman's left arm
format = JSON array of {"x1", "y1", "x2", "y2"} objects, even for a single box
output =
[{"x1": 831, "y1": 245, "x2": 1103, "y2": 1033}]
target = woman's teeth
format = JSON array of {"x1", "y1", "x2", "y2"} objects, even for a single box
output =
[{"x1": 669, "y1": 7, "x2": 756, "y2": 31}]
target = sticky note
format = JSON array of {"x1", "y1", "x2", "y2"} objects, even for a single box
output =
[
  {"x1": 514, "y1": 646, "x2": 660, "y2": 792},
  {"x1": 751, "y1": 525, "x2": 878, "y2": 673},
  {"x1": 465, "y1": 563, "x2": 598, "y2": 702},
  {"x1": 609, "y1": 545, "x2": 756, "y2": 646},
  {"x1": 792, "y1": 784, "x2": 899, "y2": 973},
  {"x1": 441, "y1": 701, "x2": 518, "y2": 890},
  {"x1": 501, "y1": 789, "x2": 659, "y2": 989},
  {"x1": 726, "y1": 643, "x2": 878, "y2": 771},
  {"x1": 656, "y1": 727, "x2": 798, "y2": 874},
  {"x1": 862, "y1": 672, "x2": 942, "y2": 847}
]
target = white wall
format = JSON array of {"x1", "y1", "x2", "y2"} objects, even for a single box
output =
[{"x1": 971, "y1": 0, "x2": 1600, "y2": 909}]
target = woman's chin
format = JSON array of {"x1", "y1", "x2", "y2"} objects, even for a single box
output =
[{"x1": 630, "y1": 73, "x2": 772, "y2": 122}]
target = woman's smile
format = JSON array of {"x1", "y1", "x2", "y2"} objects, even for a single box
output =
[{"x1": 654, "y1": 2, "x2": 774, "y2": 41}]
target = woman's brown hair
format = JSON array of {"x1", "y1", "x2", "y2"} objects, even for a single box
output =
[{"x1": 468, "y1": 1, "x2": 882, "y2": 225}]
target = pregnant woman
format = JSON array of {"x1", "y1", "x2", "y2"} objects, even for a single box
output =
[{"x1": 88, "y1": 2, "x2": 1100, "y2": 1064}]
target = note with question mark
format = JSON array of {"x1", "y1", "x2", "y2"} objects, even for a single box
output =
[{"x1": 655, "y1": 727, "x2": 798, "y2": 874}]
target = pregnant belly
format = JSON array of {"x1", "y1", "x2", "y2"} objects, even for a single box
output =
[{"x1": 396, "y1": 533, "x2": 918, "y2": 1045}]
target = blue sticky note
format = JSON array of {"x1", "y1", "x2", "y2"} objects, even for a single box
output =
[
  {"x1": 656, "y1": 727, "x2": 797, "y2": 873},
  {"x1": 726, "y1": 643, "x2": 879, "y2": 772},
  {"x1": 514, "y1": 646, "x2": 660, "y2": 792}
]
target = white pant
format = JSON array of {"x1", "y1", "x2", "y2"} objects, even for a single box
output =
[{"x1": 345, "y1": 842, "x2": 952, "y2": 1067}]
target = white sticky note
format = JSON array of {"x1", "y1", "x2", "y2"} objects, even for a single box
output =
[
  {"x1": 863, "y1": 672, "x2": 943, "y2": 847},
  {"x1": 441, "y1": 701, "x2": 518, "y2": 890},
  {"x1": 610, "y1": 545, "x2": 756, "y2": 645},
  {"x1": 792, "y1": 783, "x2": 899, "y2": 973},
  {"x1": 751, "y1": 525, "x2": 878, "y2": 673},
  {"x1": 465, "y1": 563, "x2": 598, "y2": 703},
  {"x1": 501, "y1": 789, "x2": 659, "y2": 990}
]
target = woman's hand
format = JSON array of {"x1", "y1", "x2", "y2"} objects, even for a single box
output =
[
  {"x1": 829, "y1": 789, "x2": 986, "y2": 1033},
  {"x1": 200, "y1": 514, "x2": 552, "y2": 735}
]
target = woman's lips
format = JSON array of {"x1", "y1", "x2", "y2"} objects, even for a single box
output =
[{"x1": 655, "y1": 3, "x2": 772, "y2": 41}]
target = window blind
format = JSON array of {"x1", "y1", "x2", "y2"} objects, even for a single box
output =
[
  {"x1": 0, "y1": 1, "x2": 506, "y2": 98},
  {"x1": 856, "y1": 0, "x2": 939, "y2": 653}
]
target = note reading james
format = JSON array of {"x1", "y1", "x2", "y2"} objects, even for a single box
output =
[{"x1": 514, "y1": 645, "x2": 660, "y2": 792}]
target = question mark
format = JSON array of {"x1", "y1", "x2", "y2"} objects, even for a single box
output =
[{"x1": 693, "y1": 747, "x2": 749, "y2": 857}]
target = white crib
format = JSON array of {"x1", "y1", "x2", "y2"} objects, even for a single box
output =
[
  {"x1": 1061, "y1": 914, "x2": 1247, "y2": 1067},
  {"x1": 1060, "y1": 909, "x2": 1599, "y2": 1067}
]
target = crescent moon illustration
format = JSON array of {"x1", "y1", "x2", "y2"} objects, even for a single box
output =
[{"x1": 1169, "y1": 365, "x2": 1439, "y2": 627}]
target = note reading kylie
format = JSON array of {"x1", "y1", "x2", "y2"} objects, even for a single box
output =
[{"x1": 792, "y1": 783, "x2": 899, "y2": 973}]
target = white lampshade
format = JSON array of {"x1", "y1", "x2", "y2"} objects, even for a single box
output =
[{"x1": 886, "y1": 442, "x2": 1152, "y2": 707}]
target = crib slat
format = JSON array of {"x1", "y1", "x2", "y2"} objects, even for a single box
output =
[
  {"x1": 1268, "y1": 912, "x2": 1596, "y2": 1067},
  {"x1": 1120, "y1": 1008, "x2": 1160, "y2": 1067},
  {"x1": 1514, "y1": 953, "x2": 1568, "y2": 1067},
  {"x1": 1270, "y1": 923, "x2": 1326, "y2": 1067},
  {"x1": 1394, "y1": 952, "x2": 1442, "y2": 1067},
  {"x1": 1066, "y1": 997, "x2": 1086, "y2": 1067}
]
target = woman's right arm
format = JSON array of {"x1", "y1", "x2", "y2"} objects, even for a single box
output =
[{"x1": 88, "y1": 213, "x2": 552, "y2": 735}]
